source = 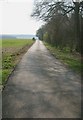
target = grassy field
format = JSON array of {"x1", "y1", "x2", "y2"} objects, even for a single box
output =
[
  {"x1": 2, "y1": 39, "x2": 34, "y2": 85},
  {"x1": 44, "y1": 42, "x2": 81, "y2": 73}
]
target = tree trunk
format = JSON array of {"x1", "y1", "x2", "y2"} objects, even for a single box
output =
[{"x1": 75, "y1": 2, "x2": 81, "y2": 53}]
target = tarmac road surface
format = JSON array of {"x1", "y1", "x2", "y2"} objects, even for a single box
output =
[{"x1": 3, "y1": 40, "x2": 81, "y2": 118}]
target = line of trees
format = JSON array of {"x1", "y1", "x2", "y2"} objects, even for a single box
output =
[{"x1": 31, "y1": 0, "x2": 83, "y2": 53}]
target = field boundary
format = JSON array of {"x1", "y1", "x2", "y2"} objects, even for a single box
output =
[{"x1": 2, "y1": 40, "x2": 35, "y2": 89}]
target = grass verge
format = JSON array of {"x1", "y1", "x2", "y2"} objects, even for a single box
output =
[
  {"x1": 2, "y1": 39, "x2": 34, "y2": 85},
  {"x1": 44, "y1": 42, "x2": 81, "y2": 73}
]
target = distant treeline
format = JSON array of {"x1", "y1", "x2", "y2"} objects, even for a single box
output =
[
  {"x1": 32, "y1": 0, "x2": 83, "y2": 54},
  {"x1": 1, "y1": 35, "x2": 36, "y2": 39}
]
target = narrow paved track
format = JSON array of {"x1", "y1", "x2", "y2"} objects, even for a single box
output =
[{"x1": 3, "y1": 40, "x2": 81, "y2": 118}]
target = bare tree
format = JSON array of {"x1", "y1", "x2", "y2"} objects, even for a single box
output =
[{"x1": 31, "y1": 0, "x2": 83, "y2": 52}]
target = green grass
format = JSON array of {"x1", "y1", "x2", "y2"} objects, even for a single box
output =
[
  {"x1": 0, "y1": 70, "x2": 2, "y2": 85},
  {"x1": 0, "y1": 39, "x2": 2, "y2": 46},
  {"x1": 2, "y1": 38, "x2": 34, "y2": 85},
  {"x1": 2, "y1": 39, "x2": 33, "y2": 47},
  {"x1": 2, "y1": 69, "x2": 11, "y2": 84},
  {"x1": 44, "y1": 42, "x2": 81, "y2": 73}
]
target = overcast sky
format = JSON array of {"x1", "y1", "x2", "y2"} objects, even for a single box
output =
[{"x1": 0, "y1": 0, "x2": 43, "y2": 35}]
